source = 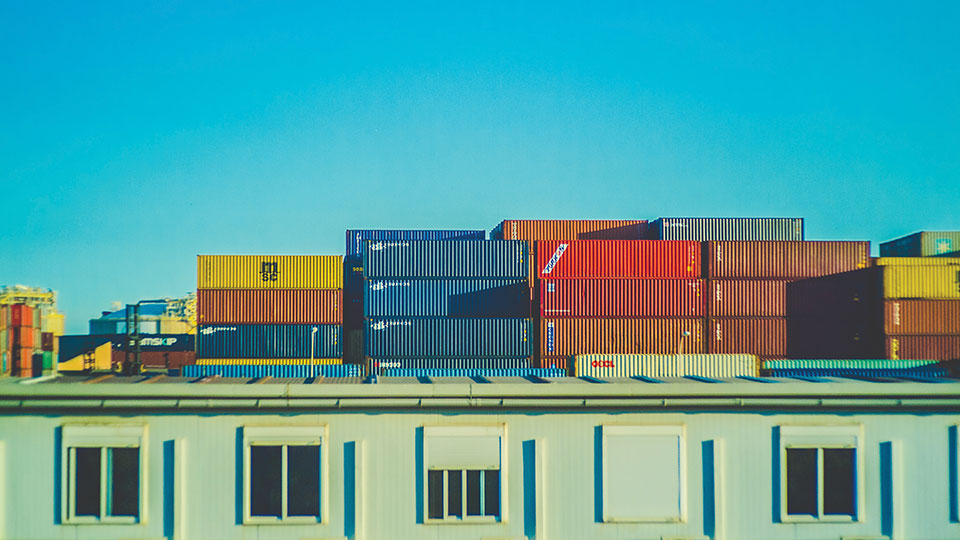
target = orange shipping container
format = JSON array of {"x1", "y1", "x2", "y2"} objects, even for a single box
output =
[
  {"x1": 10, "y1": 304, "x2": 33, "y2": 327},
  {"x1": 540, "y1": 318, "x2": 704, "y2": 358},
  {"x1": 11, "y1": 326, "x2": 34, "y2": 348},
  {"x1": 705, "y1": 241, "x2": 870, "y2": 279},
  {"x1": 884, "y1": 300, "x2": 960, "y2": 335},
  {"x1": 887, "y1": 335, "x2": 960, "y2": 361},
  {"x1": 198, "y1": 289, "x2": 343, "y2": 324},
  {"x1": 708, "y1": 280, "x2": 795, "y2": 317},
  {"x1": 540, "y1": 279, "x2": 705, "y2": 318},
  {"x1": 708, "y1": 317, "x2": 787, "y2": 358}
]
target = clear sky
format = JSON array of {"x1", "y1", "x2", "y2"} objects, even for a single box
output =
[{"x1": 2, "y1": 1, "x2": 958, "y2": 334}]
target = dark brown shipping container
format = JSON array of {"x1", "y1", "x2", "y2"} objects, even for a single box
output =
[
  {"x1": 706, "y1": 241, "x2": 870, "y2": 279},
  {"x1": 197, "y1": 289, "x2": 342, "y2": 325},
  {"x1": 708, "y1": 317, "x2": 787, "y2": 358},
  {"x1": 883, "y1": 300, "x2": 960, "y2": 335},
  {"x1": 540, "y1": 318, "x2": 705, "y2": 358},
  {"x1": 539, "y1": 279, "x2": 705, "y2": 318},
  {"x1": 41, "y1": 332, "x2": 54, "y2": 352},
  {"x1": 708, "y1": 279, "x2": 795, "y2": 317},
  {"x1": 886, "y1": 335, "x2": 960, "y2": 361},
  {"x1": 111, "y1": 349, "x2": 196, "y2": 369}
]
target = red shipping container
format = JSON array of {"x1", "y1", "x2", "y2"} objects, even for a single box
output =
[
  {"x1": 198, "y1": 289, "x2": 343, "y2": 324},
  {"x1": 539, "y1": 279, "x2": 705, "y2": 318},
  {"x1": 708, "y1": 317, "x2": 787, "y2": 358},
  {"x1": 887, "y1": 335, "x2": 960, "y2": 361},
  {"x1": 708, "y1": 280, "x2": 795, "y2": 317},
  {"x1": 10, "y1": 304, "x2": 34, "y2": 327},
  {"x1": 706, "y1": 241, "x2": 870, "y2": 279},
  {"x1": 884, "y1": 300, "x2": 960, "y2": 335},
  {"x1": 11, "y1": 326, "x2": 34, "y2": 348},
  {"x1": 111, "y1": 349, "x2": 196, "y2": 369},
  {"x1": 540, "y1": 318, "x2": 705, "y2": 358},
  {"x1": 535, "y1": 240, "x2": 701, "y2": 279}
]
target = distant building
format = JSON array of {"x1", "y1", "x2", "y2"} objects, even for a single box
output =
[{"x1": 88, "y1": 294, "x2": 195, "y2": 335}]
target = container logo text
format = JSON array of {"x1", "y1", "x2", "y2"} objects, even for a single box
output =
[
  {"x1": 546, "y1": 322, "x2": 555, "y2": 353},
  {"x1": 260, "y1": 262, "x2": 279, "y2": 282},
  {"x1": 541, "y1": 243, "x2": 569, "y2": 275}
]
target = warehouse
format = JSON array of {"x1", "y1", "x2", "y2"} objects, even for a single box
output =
[{"x1": 0, "y1": 375, "x2": 958, "y2": 540}]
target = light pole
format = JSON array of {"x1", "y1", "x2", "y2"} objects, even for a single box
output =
[
  {"x1": 310, "y1": 327, "x2": 318, "y2": 378},
  {"x1": 678, "y1": 330, "x2": 692, "y2": 355}
]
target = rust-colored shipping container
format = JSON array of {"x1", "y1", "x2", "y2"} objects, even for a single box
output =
[
  {"x1": 492, "y1": 219, "x2": 648, "y2": 241},
  {"x1": 110, "y1": 349, "x2": 196, "y2": 369},
  {"x1": 535, "y1": 240, "x2": 701, "y2": 279},
  {"x1": 0, "y1": 305, "x2": 7, "y2": 329},
  {"x1": 11, "y1": 326, "x2": 34, "y2": 348},
  {"x1": 705, "y1": 241, "x2": 870, "y2": 279},
  {"x1": 10, "y1": 304, "x2": 34, "y2": 327},
  {"x1": 539, "y1": 279, "x2": 705, "y2": 318},
  {"x1": 540, "y1": 317, "x2": 705, "y2": 358},
  {"x1": 708, "y1": 279, "x2": 795, "y2": 317},
  {"x1": 708, "y1": 317, "x2": 787, "y2": 358},
  {"x1": 538, "y1": 356, "x2": 570, "y2": 371},
  {"x1": 197, "y1": 289, "x2": 343, "y2": 324},
  {"x1": 13, "y1": 347, "x2": 33, "y2": 367},
  {"x1": 887, "y1": 335, "x2": 960, "y2": 361},
  {"x1": 884, "y1": 300, "x2": 960, "y2": 335},
  {"x1": 41, "y1": 332, "x2": 54, "y2": 351}
]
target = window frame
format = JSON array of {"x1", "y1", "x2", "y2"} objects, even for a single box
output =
[
  {"x1": 423, "y1": 425, "x2": 505, "y2": 524},
  {"x1": 778, "y1": 424, "x2": 864, "y2": 523},
  {"x1": 60, "y1": 425, "x2": 147, "y2": 525},
  {"x1": 601, "y1": 424, "x2": 687, "y2": 523},
  {"x1": 242, "y1": 425, "x2": 328, "y2": 525}
]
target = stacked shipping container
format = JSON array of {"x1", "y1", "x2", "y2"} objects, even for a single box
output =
[
  {"x1": 196, "y1": 255, "x2": 344, "y2": 372},
  {"x1": 3, "y1": 304, "x2": 37, "y2": 376},
  {"x1": 880, "y1": 231, "x2": 960, "y2": 257}
]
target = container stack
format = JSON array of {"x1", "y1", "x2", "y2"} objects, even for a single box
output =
[
  {"x1": 880, "y1": 231, "x2": 960, "y2": 258},
  {"x1": 343, "y1": 229, "x2": 486, "y2": 363},
  {"x1": 196, "y1": 255, "x2": 346, "y2": 377},
  {"x1": 535, "y1": 239, "x2": 704, "y2": 370},
  {"x1": 363, "y1": 240, "x2": 533, "y2": 374},
  {"x1": 4, "y1": 304, "x2": 37, "y2": 377},
  {"x1": 786, "y1": 253, "x2": 960, "y2": 361}
]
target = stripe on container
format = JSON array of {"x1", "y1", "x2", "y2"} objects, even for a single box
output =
[
  {"x1": 197, "y1": 255, "x2": 342, "y2": 289},
  {"x1": 198, "y1": 289, "x2": 342, "y2": 324},
  {"x1": 364, "y1": 279, "x2": 530, "y2": 318},
  {"x1": 535, "y1": 240, "x2": 701, "y2": 279},
  {"x1": 381, "y1": 368, "x2": 565, "y2": 378},
  {"x1": 573, "y1": 354, "x2": 759, "y2": 378},
  {"x1": 540, "y1": 318, "x2": 705, "y2": 357},
  {"x1": 365, "y1": 318, "x2": 531, "y2": 358},
  {"x1": 705, "y1": 241, "x2": 870, "y2": 279},
  {"x1": 539, "y1": 279, "x2": 705, "y2": 317},
  {"x1": 197, "y1": 324, "x2": 342, "y2": 358},
  {"x1": 363, "y1": 241, "x2": 528, "y2": 279}
]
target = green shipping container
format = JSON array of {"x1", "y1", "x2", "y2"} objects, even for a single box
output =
[
  {"x1": 880, "y1": 231, "x2": 960, "y2": 257},
  {"x1": 42, "y1": 351, "x2": 54, "y2": 370}
]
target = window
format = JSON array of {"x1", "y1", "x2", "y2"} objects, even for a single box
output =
[
  {"x1": 601, "y1": 425, "x2": 686, "y2": 523},
  {"x1": 779, "y1": 425, "x2": 862, "y2": 522},
  {"x1": 61, "y1": 425, "x2": 146, "y2": 524},
  {"x1": 424, "y1": 425, "x2": 503, "y2": 522},
  {"x1": 242, "y1": 426, "x2": 326, "y2": 524}
]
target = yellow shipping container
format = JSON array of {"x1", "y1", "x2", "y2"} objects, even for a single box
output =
[
  {"x1": 195, "y1": 358, "x2": 342, "y2": 366},
  {"x1": 883, "y1": 266, "x2": 960, "y2": 299},
  {"x1": 197, "y1": 255, "x2": 343, "y2": 290},
  {"x1": 874, "y1": 257, "x2": 960, "y2": 266}
]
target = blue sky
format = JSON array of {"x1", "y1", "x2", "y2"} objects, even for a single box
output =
[{"x1": 1, "y1": 1, "x2": 958, "y2": 333}]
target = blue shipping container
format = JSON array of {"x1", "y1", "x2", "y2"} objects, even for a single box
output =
[
  {"x1": 183, "y1": 363, "x2": 359, "y2": 378},
  {"x1": 381, "y1": 367, "x2": 565, "y2": 378},
  {"x1": 197, "y1": 324, "x2": 342, "y2": 359},
  {"x1": 363, "y1": 240, "x2": 528, "y2": 279},
  {"x1": 364, "y1": 279, "x2": 530, "y2": 318},
  {"x1": 345, "y1": 229, "x2": 486, "y2": 257},
  {"x1": 365, "y1": 318, "x2": 532, "y2": 358},
  {"x1": 370, "y1": 357, "x2": 532, "y2": 374}
]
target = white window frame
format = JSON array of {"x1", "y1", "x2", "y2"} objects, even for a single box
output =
[
  {"x1": 242, "y1": 425, "x2": 328, "y2": 525},
  {"x1": 61, "y1": 425, "x2": 147, "y2": 525},
  {"x1": 423, "y1": 425, "x2": 505, "y2": 524},
  {"x1": 779, "y1": 424, "x2": 864, "y2": 523},
  {"x1": 601, "y1": 424, "x2": 687, "y2": 523}
]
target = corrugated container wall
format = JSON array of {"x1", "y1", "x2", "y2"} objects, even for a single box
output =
[
  {"x1": 539, "y1": 279, "x2": 705, "y2": 318},
  {"x1": 762, "y1": 359, "x2": 947, "y2": 378},
  {"x1": 535, "y1": 240, "x2": 701, "y2": 279},
  {"x1": 708, "y1": 279, "x2": 793, "y2": 317},
  {"x1": 183, "y1": 363, "x2": 360, "y2": 378},
  {"x1": 540, "y1": 318, "x2": 705, "y2": 358},
  {"x1": 381, "y1": 367, "x2": 565, "y2": 378},
  {"x1": 881, "y1": 266, "x2": 960, "y2": 299},
  {"x1": 197, "y1": 289, "x2": 342, "y2": 324},
  {"x1": 363, "y1": 241, "x2": 528, "y2": 280},
  {"x1": 880, "y1": 231, "x2": 960, "y2": 257},
  {"x1": 573, "y1": 354, "x2": 758, "y2": 378},
  {"x1": 490, "y1": 219, "x2": 647, "y2": 241},
  {"x1": 364, "y1": 279, "x2": 529, "y2": 318},
  {"x1": 887, "y1": 336, "x2": 960, "y2": 361},
  {"x1": 369, "y1": 357, "x2": 532, "y2": 373},
  {"x1": 195, "y1": 358, "x2": 342, "y2": 366},
  {"x1": 197, "y1": 255, "x2": 342, "y2": 289},
  {"x1": 345, "y1": 229, "x2": 487, "y2": 256},
  {"x1": 884, "y1": 300, "x2": 960, "y2": 334},
  {"x1": 708, "y1": 318, "x2": 787, "y2": 358},
  {"x1": 705, "y1": 241, "x2": 870, "y2": 278},
  {"x1": 197, "y1": 324, "x2": 342, "y2": 358},
  {"x1": 11, "y1": 304, "x2": 33, "y2": 327},
  {"x1": 650, "y1": 217, "x2": 804, "y2": 241},
  {"x1": 873, "y1": 257, "x2": 960, "y2": 266},
  {"x1": 365, "y1": 318, "x2": 531, "y2": 358}
]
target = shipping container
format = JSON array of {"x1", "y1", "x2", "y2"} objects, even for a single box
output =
[
  {"x1": 539, "y1": 279, "x2": 705, "y2": 318},
  {"x1": 106, "y1": 350, "x2": 195, "y2": 370},
  {"x1": 182, "y1": 363, "x2": 360, "y2": 379},
  {"x1": 882, "y1": 266, "x2": 960, "y2": 299},
  {"x1": 41, "y1": 332, "x2": 54, "y2": 351},
  {"x1": 41, "y1": 350, "x2": 54, "y2": 370},
  {"x1": 364, "y1": 279, "x2": 530, "y2": 318},
  {"x1": 490, "y1": 219, "x2": 648, "y2": 241},
  {"x1": 708, "y1": 279, "x2": 794, "y2": 317},
  {"x1": 11, "y1": 326, "x2": 34, "y2": 348},
  {"x1": 197, "y1": 255, "x2": 342, "y2": 290},
  {"x1": 573, "y1": 353, "x2": 759, "y2": 378},
  {"x1": 705, "y1": 241, "x2": 870, "y2": 279},
  {"x1": 761, "y1": 359, "x2": 947, "y2": 378},
  {"x1": 345, "y1": 229, "x2": 487, "y2": 257},
  {"x1": 535, "y1": 240, "x2": 701, "y2": 279},
  {"x1": 540, "y1": 318, "x2": 705, "y2": 358},
  {"x1": 368, "y1": 357, "x2": 532, "y2": 374},
  {"x1": 874, "y1": 257, "x2": 960, "y2": 266},
  {"x1": 708, "y1": 318, "x2": 787, "y2": 358},
  {"x1": 0, "y1": 305, "x2": 7, "y2": 329},
  {"x1": 365, "y1": 318, "x2": 531, "y2": 358},
  {"x1": 381, "y1": 367, "x2": 565, "y2": 378},
  {"x1": 363, "y1": 240, "x2": 528, "y2": 280},
  {"x1": 884, "y1": 300, "x2": 960, "y2": 334},
  {"x1": 197, "y1": 324, "x2": 342, "y2": 359},
  {"x1": 195, "y1": 358, "x2": 342, "y2": 365},
  {"x1": 650, "y1": 217, "x2": 804, "y2": 241},
  {"x1": 880, "y1": 231, "x2": 960, "y2": 257},
  {"x1": 10, "y1": 304, "x2": 33, "y2": 327},
  {"x1": 197, "y1": 289, "x2": 343, "y2": 324},
  {"x1": 886, "y1": 336, "x2": 960, "y2": 361},
  {"x1": 59, "y1": 334, "x2": 196, "y2": 362}
]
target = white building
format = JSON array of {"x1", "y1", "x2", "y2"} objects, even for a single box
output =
[{"x1": 0, "y1": 374, "x2": 958, "y2": 540}]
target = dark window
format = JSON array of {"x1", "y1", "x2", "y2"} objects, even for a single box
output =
[
  {"x1": 447, "y1": 469, "x2": 462, "y2": 517},
  {"x1": 109, "y1": 448, "x2": 139, "y2": 517},
  {"x1": 427, "y1": 470, "x2": 444, "y2": 519},
  {"x1": 74, "y1": 447, "x2": 101, "y2": 517},
  {"x1": 287, "y1": 445, "x2": 320, "y2": 517},
  {"x1": 484, "y1": 470, "x2": 500, "y2": 517},
  {"x1": 250, "y1": 446, "x2": 282, "y2": 517},
  {"x1": 823, "y1": 448, "x2": 856, "y2": 516},
  {"x1": 466, "y1": 470, "x2": 482, "y2": 516},
  {"x1": 786, "y1": 448, "x2": 817, "y2": 516}
]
